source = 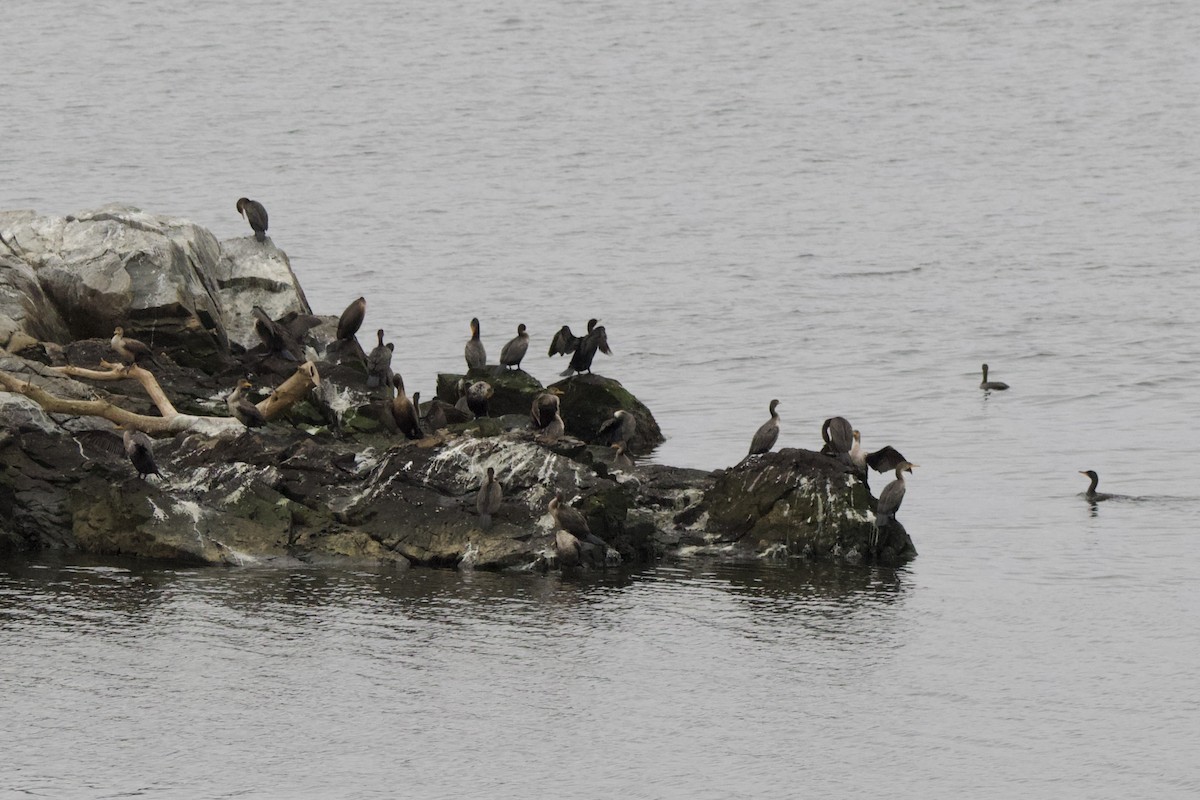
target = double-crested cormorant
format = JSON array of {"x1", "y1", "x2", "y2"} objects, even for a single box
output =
[
  {"x1": 337, "y1": 297, "x2": 367, "y2": 342},
  {"x1": 598, "y1": 409, "x2": 635, "y2": 448},
  {"x1": 499, "y1": 324, "x2": 530, "y2": 371},
  {"x1": 366, "y1": 329, "x2": 394, "y2": 388},
  {"x1": 465, "y1": 318, "x2": 486, "y2": 370},
  {"x1": 873, "y1": 462, "x2": 917, "y2": 552},
  {"x1": 530, "y1": 391, "x2": 565, "y2": 444},
  {"x1": 236, "y1": 197, "x2": 269, "y2": 242},
  {"x1": 980, "y1": 363, "x2": 1009, "y2": 391},
  {"x1": 548, "y1": 322, "x2": 591, "y2": 358},
  {"x1": 549, "y1": 491, "x2": 610, "y2": 566},
  {"x1": 123, "y1": 429, "x2": 162, "y2": 480},
  {"x1": 821, "y1": 416, "x2": 853, "y2": 455},
  {"x1": 251, "y1": 306, "x2": 300, "y2": 361},
  {"x1": 849, "y1": 430, "x2": 909, "y2": 487},
  {"x1": 390, "y1": 374, "x2": 422, "y2": 439},
  {"x1": 611, "y1": 442, "x2": 634, "y2": 471},
  {"x1": 465, "y1": 380, "x2": 493, "y2": 418},
  {"x1": 561, "y1": 321, "x2": 611, "y2": 376},
  {"x1": 476, "y1": 467, "x2": 502, "y2": 529},
  {"x1": 1079, "y1": 470, "x2": 1113, "y2": 502},
  {"x1": 111, "y1": 326, "x2": 160, "y2": 368},
  {"x1": 748, "y1": 399, "x2": 780, "y2": 455},
  {"x1": 226, "y1": 379, "x2": 268, "y2": 429}
]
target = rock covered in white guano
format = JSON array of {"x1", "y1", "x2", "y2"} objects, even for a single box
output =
[{"x1": 0, "y1": 205, "x2": 310, "y2": 357}]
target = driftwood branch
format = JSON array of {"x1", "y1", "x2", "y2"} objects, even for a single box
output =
[{"x1": 0, "y1": 361, "x2": 319, "y2": 434}]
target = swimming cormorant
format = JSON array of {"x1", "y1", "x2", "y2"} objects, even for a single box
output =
[
  {"x1": 499, "y1": 323, "x2": 530, "y2": 371},
  {"x1": 123, "y1": 429, "x2": 162, "y2": 480},
  {"x1": 476, "y1": 467, "x2": 503, "y2": 529},
  {"x1": 597, "y1": 409, "x2": 635, "y2": 448},
  {"x1": 337, "y1": 297, "x2": 367, "y2": 342},
  {"x1": 1079, "y1": 470, "x2": 1113, "y2": 502},
  {"x1": 390, "y1": 374, "x2": 422, "y2": 439},
  {"x1": 980, "y1": 363, "x2": 1009, "y2": 391},
  {"x1": 111, "y1": 327, "x2": 160, "y2": 368},
  {"x1": 226, "y1": 379, "x2": 268, "y2": 429},
  {"x1": 236, "y1": 197, "x2": 269, "y2": 242},
  {"x1": 748, "y1": 399, "x2": 780, "y2": 455},
  {"x1": 366, "y1": 329, "x2": 394, "y2": 388},
  {"x1": 465, "y1": 318, "x2": 486, "y2": 370}
]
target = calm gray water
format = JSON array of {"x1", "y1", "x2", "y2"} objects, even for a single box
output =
[{"x1": 3, "y1": 0, "x2": 1200, "y2": 796}]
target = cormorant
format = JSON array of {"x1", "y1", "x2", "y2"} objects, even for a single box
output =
[
  {"x1": 390, "y1": 374, "x2": 422, "y2": 439},
  {"x1": 476, "y1": 467, "x2": 502, "y2": 529},
  {"x1": 560, "y1": 321, "x2": 610, "y2": 376},
  {"x1": 226, "y1": 379, "x2": 268, "y2": 429},
  {"x1": 548, "y1": 491, "x2": 609, "y2": 566},
  {"x1": 874, "y1": 461, "x2": 917, "y2": 553},
  {"x1": 123, "y1": 429, "x2": 162, "y2": 480},
  {"x1": 465, "y1": 380, "x2": 493, "y2": 418},
  {"x1": 548, "y1": 320, "x2": 595, "y2": 358},
  {"x1": 366, "y1": 329, "x2": 394, "y2": 388},
  {"x1": 465, "y1": 317, "x2": 486, "y2": 370},
  {"x1": 424, "y1": 397, "x2": 471, "y2": 431},
  {"x1": 980, "y1": 363, "x2": 1009, "y2": 391},
  {"x1": 597, "y1": 409, "x2": 635, "y2": 448},
  {"x1": 111, "y1": 326, "x2": 160, "y2": 368},
  {"x1": 820, "y1": 416, "x2": 853, "y2": 455},
  {"x1": 849, "y1": 430, "x2": 908, "y2": 487},
  {"x1": 499, "y1": 323, "x2": 530, "y2": 371},
  {"x1": 337, "y1": 297, "x2": 367, "y2": 342},
  {"x1": 236, "y1": 197, "x2": 269, "y2": 242},
  {"x1": 611, "y1": 442, "x2": 634, "y2": 471},
  {"x1": 251, "y1": 306, "x2": 300, "y2": 361},
  {"x1": 530, "y1": 390, "x2": 563, "y2": 430},
  {"x1": 748, "y1": 399, "x2": 780, "y2": 455},
  {"x1": 1079, "y1": 470, "x2": 1113, "y2": 502}
]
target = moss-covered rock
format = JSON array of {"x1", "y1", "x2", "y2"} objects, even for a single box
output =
[
  {"x1": 547, "y1": 374, "x2": 664, "y2": 454},
  {"x1": 436, "y1": 367, "x2": 544, "y2": 417}
]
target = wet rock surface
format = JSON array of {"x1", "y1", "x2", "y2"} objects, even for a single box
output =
[{"x1": 0, "y1": 208, "x2": 915, "y2": 569}]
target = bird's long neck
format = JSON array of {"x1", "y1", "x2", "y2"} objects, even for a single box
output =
[
  {"x1": 1087, "y1": 473, "x2": 1099, "y2": 495},
  {"x1": 982, "y1": 365, "x2": 988, "y2": 382}
]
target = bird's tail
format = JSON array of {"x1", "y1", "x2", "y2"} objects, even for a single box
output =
[
  {"x1": 480, "y1": 513, "x2": 492, "y2": 530},
  {"x1": 559, "y1": 367, "x2": 575, "y2": 377},
  {"x1": 255, "y1": 231, "x2": 266, "y2": 243}
]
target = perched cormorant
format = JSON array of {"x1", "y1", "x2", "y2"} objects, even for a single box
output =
[
  {"x1": 226, "y1": 379, "x2": 268, "y2": 429},
  {"x1": 874, "y1": 461, "x2": 917, "y2": 552},
  {"x1": 611, "y1": 442, "x2": 634, "y2": 471},
  {"x1": 111, "y1": 326, "x2": 159, "y2": 368},
  {"x1": 366, "y1": 329, "x2": 394, "y2": 388},
  {"x1": 251, "y1": 306, "x2": 300, "y2": 361},
  {"x1": 849, "y1": 430, "x2": 909, "y2": 487},
  {"x1": 548, "y1": 320, "x2": 595, "y2": 358},
  {"x1": 499, "y1": 324, "x2": 530, "y2": 371},
  {"x1": 597, "y1": 409, "x2": 635, "y2": 448},
  {"x1": 236, "y1": 197, "x2": 269, "y2": 242},
  {"x1": 1079, "y1": 470, "x2": 1113, "y2": 502},
  {"x1": 980, "y1": 363, "x2": 1009, "y2": 391},
  {"x1": 123, "y1": 429, "x2": 162, "y2": 480},
  {"x1": 465, "y1": 317, "x2": 487, "y2": 370},
  {"x1": 561, "y1": 321, "x2": 610, "y2": 376},
  {"x1": 748, "y1": 399, "x2": 780, "y2": 456},
  {"x1": 476, "y1": 467, "x2": 503, "y2": 529},
  {"x1": 820, "y1": 416, "x2": 854, "y2": 455},
  {"x1": 530, "y1": 390, "x2": 563, "y2": 430},
  {"x1": 390, "y1": 374, "x2": 422, "y2": 440},
  {"x1": 548, "y1": 491, "x2": 610, "y2": 566},
  {"x1": 465, "y1": 380, "x2": 493, "y2": 418},
  {"x1": 337, "y1": 297, "x2": 367, "y2": 342}
]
